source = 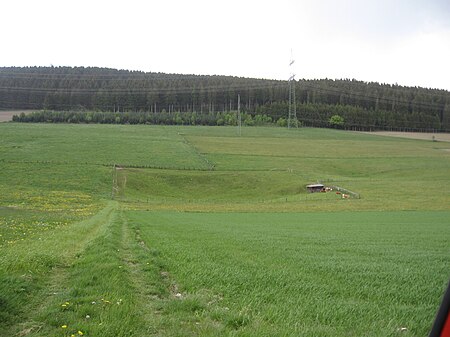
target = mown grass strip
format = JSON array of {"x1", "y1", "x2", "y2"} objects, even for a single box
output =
[
  {"x1": 0, "y1": 201, "x2": 116, "y2": 335},
  {"x1": 25, "y1": 209, "x2": 144, "y2": 337},
  {"x1": 6, "y1": 205, "x2": 184, "y2": 337}
]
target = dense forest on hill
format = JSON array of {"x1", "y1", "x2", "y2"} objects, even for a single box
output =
[{"x1": 1, "y1": 66, "x2": 450, "y2": 131}]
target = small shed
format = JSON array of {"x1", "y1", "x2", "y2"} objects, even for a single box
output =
[{"x1": 306, "y1": 183, "x2": 324, "y2": 193}]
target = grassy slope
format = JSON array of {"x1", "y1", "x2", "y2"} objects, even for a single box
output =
[
  {"x1": 0, "y1": 124, "x2": 211, "y2": 242},
  {"x1": 0, "y1": 123, "x2": 449, "y2": 336},
  {"x1": 0, "y1": 124, "x2": 210, "y2": 336}
]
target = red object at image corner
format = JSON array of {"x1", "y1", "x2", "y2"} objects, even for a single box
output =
[
  {"x1": 440, "y1": 314, "x2": 450, "y2": 337},
  {"x1": 429, "y1": 281, "x2": 450, "y2": 337}
]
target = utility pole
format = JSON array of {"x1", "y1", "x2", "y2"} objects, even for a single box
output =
[
  {"x1": 111, "y1": 164, "x2": 117, "y2": 200},
  {"x1": 288, "y1": 50, "x2": 297, "y2": 128},
  {"x1": 237, "y1": 94, "x2": 241, "y2": 136}
]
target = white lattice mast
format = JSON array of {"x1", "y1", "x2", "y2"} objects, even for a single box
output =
[{"x1": 288, "y1": 50, "x2": 297, "y2": 128}]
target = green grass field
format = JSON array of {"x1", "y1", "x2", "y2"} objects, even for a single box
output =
[{"x1": 0, "y1": 123, "x2": 449, "y2": 336}]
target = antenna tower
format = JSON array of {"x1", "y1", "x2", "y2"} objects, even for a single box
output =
[{"x1": 288, "y1": 51, "x2": 297, "y2": 128}]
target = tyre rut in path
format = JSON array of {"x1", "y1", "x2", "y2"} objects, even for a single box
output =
[{"x1": 116, "y1": 209, "x2": 167, "y2": 335}]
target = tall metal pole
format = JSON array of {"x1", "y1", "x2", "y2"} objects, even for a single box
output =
[
  {"x1": 288, "y1": 50, "x2": 297, "y2": 128},
  {"x1": 237, "y1": 94, "x2": 241, "y2": 136},
  {"x1": 288, "y1": 81, "x2": 292, "y2": 129}
]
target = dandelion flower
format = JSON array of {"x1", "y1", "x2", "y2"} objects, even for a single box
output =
[
  {"x1": 61, "y1": 324, "x2": 68, "y2": 328},
  {"x1": 78, "y1": 331, "x2": 84, "y2": 335}
]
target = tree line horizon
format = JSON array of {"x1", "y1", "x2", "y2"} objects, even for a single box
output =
[{"x1": 2, "y1": 66, "x2": 450, "y2": 131}]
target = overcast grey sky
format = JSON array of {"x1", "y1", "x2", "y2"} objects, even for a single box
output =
[{"x1": 1, "y1": 0, "x2": 450, "y2": 90}]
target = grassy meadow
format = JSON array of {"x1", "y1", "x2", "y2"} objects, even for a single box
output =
[{"x1": 0, "y1": 123, "x2": 449, "y2": 336}]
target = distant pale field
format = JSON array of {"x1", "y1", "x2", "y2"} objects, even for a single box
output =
[
  {"x1": 0, "y1": 110, "x2": 34, "y2": 122},
  {"x1": 363, "y1": 130, "x2": 450, "y2": 142}
]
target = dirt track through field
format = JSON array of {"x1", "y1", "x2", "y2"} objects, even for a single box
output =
[{"x1": 362, "y1": 131, "x2": 450, "y2": 142}]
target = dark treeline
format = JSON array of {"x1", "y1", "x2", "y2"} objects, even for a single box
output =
[
  {"x1": 13, "y1": 110, "x2": 276, "y2": 127},
  {"x1": 2, "y1": 66, "x2": 450, "y2": 131}
]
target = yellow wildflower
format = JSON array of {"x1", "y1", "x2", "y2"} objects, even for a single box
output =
[
  {"x1": 78, "y1": 331, "x2": 84, "y2": 335},
  {"x1": 61, "y1": 324, "x2": 68, "y2": 328}
]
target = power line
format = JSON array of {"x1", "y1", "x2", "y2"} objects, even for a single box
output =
[
  {"x1": 301, "y1": 82, "x2": 447, "y2": 110},
  {"x1": 0, "y1": 82, "x2": 287, "y2": 94},
  {"x1": 288, "y1": 50, "x2": 297, "y2": 129},
  {"x1": 0, "y1": 78, "x2": 448, "y2": 113},
  {"x1": 0, "y1": 81, "x2": 446, "y2": 111}
]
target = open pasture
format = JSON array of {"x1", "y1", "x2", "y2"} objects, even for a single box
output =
[
  {"x1": 118, "y1": 125, "x2": 450, "y2": 212},
  {"x1": 0, "y1": 123, "x2": 210, "y2": 169},
  {"x1": 0, "y1": 123, "x2": 449, "y2": 336}
]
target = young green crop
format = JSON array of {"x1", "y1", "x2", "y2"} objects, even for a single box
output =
[{"x1": 127, "y1": 210, "x2": 450, "y2": 337}]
